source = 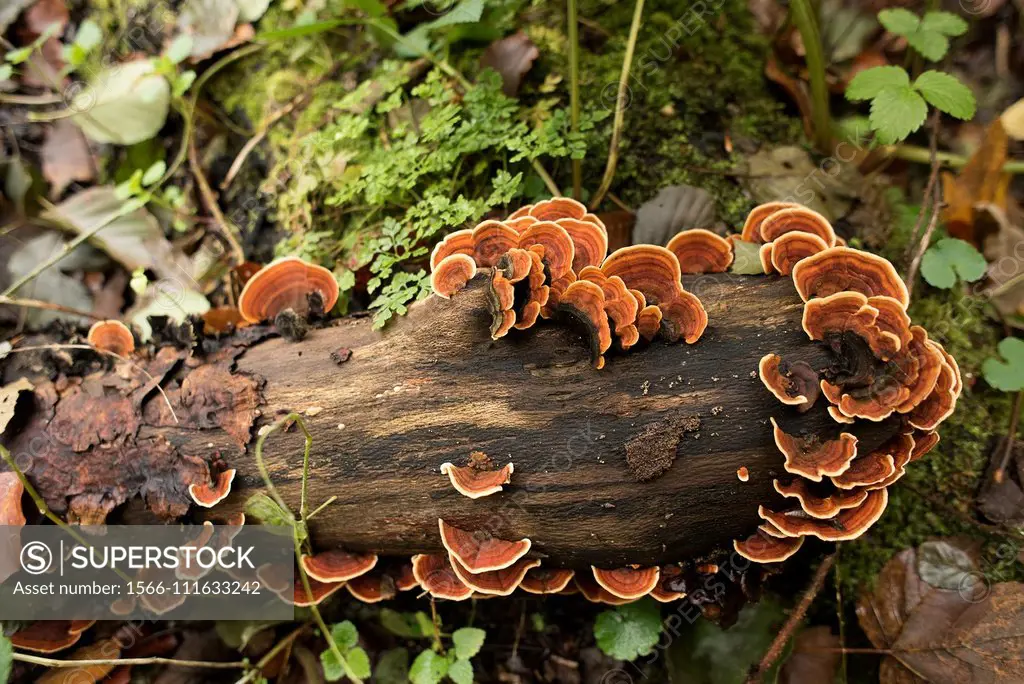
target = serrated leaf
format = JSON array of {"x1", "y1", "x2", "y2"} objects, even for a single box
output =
[
  {"x1": 869, "y1": 85, "x2": 927, "y2": 144},
  {"x1": 920, "y1": 238, "x2": 987, "y2": 289},
  {"x1": 914, "y1": 71, "x2": 976, "y2": 120},
  {"x1": 906, "y1": 30, "x2": 949, "y2": 61},
  {"x1": 878, "y1": 8, "x2": 920, "y2": 36},
  {"x1": 920, "y1": 11, "x2": 968, "y2": 37},
  {"x1": 330, "y1": 621, "x2": 359, "y2": 651},
  {"x1": 447, "y1": 659, "x2": 473, "y2": 684},
  {"x1": 594, "y1": 599, "x2": 662, "y2": 661},
  {"x1": 320, "y1": 649, "x2": 345, "y2": 682},
  {"x1": 451, "y1": 627, "x2": 486, "y2": 660},
  {"x1": 846, "y1": 65, "x2": 910, "y2": 101},
  {"x1": 982, "y1": 337, "x2": 1024, "y2": 391},
  {"x1": 347, "y1": 647, "x2": 371, "y2": 679},
  {"x1": 409, "y1": 649, "x2": 448, "y2": 684},
  {"x1": 70, "y1": 60, "x2": 170, "y2": 145}
]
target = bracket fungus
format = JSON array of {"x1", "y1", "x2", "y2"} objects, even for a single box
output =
[
  {"x1": 758, "y1": 354, "x2": 819, "y2": 411},
  {"x1": 520, "y1": 568, "x2": 575, "y2": 594},
  {"x1": 666, "y1": 229, "x2": 734, "y2": 274},
  {"x1": 449, "y1": 555, "x2": 542, "y2": 596},
  {"x1": 792, "y1": 247, "x2": 909, "y2": 308},
  {"x1": 771, "y1": 418, "x2": 857, "y2": 482},
  {"x1": 591, "y1": 566, "x2": 661, "y2": 601},
  {"x1": 237, "y1": 257, "x2": 339, "y2": 323},
  {"x1": 187, "y1": 469, "x2": 236, "y2": 508},
  {"x1": 758, "y1": 488, "x2": 889, "y2": 542},
  {"x1": 733, "y1": 529, "x2": 804, "y2": 563},
  {"x1": 346, "y1": 571, "x2": 397, "y2": 603},
  {"x1": 438, "y1": 519, "x2": 531, "y2": 573},
  {"x1": 9, "y1": 621, "x2": 96, "y2": 654},
  {"x1": 87, "y1": 320, "x2": 136, "y2": 356},
  {"x1": 740, "y1": 201, "x2": 800, "y2": 243},
  {"x1": 300, "y1": 549, "x2": 378, "y2": 583},
  {"x1": 430, "y1": 254, "x2": 478, "y2": 299},
  {"x1": 769, "y1": 231, "x2": 830, "y2": 276},
  {"x1": 411, "y1": 553, "x2": 473, "y2": 601},
  {"x1": 440, "y1": 455, "x2": 514, "y2": 499}
]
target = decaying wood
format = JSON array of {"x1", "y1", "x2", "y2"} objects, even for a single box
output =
[{"x1": 3, "y1": 273, "x2": 902, "y2": 567}]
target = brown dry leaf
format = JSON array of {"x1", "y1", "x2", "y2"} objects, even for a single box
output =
[
  {"x1": 634, "y1": 185, "x2": 719, "y2": 246},
  {"x1": 1003, "y1": 99, "x2": 1024, "y2": 140},
  {"x1": 977, "y1": 437, "x2": 1024, "y2": 526},
  {"x1": 22, "y1": 0, "x2": 67, "y2": 38},
  {"x1": 941, "y1": 119, "x2": 1010, "y2": 244},
  {"x1": 480, "y1": 31, "x2": 539, "y2": 96},
  {"x1": 977, "y1": 204, "x2": 1024, "y2": 324},
  {"x1": 0, "y1": 376, "x2": 32, "y2": 436},
  {"x1": 858, "y1": 544, "x2": 1024, "y2": 683},
  {"x1": 41, "y1": 120, "x2": 95, "y2": 198},
  {"x1": 778, "y1": 626, "x2": 840, "y2": 684}
]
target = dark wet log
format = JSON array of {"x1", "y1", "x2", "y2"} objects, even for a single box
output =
[{"x1": 181, "y1": 273, "x2": 897, "y2": 567}]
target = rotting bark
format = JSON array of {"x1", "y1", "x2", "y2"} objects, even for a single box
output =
[{"x1": 2, "y1": 273, "x2": 903, "y2": 567}]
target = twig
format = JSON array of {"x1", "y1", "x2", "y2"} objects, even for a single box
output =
[
  {"x1": 993, "y1": 390, "x2": 1023, "y2": 484},
  {"x1": 14, "y1": 653, "x2": 248, "y2": 669},
  {"x1": 531, "y1": 158, "x2": 562, "y2": 197},
  {"x1": 0, "y1": 295, "x2": 103, "y2": 321},
  {"x1": 905, "y1": 188, "x2": 943, "y2": 300},
  {"x1": 232, "y1": 625, "x2": 308, "y2": 684},
  {"x1": 188, "y1": 138, "x2": 245, "y2": 266},
  {"x1": 567, "y1": 0, "x2": 581, "y2": 200},
  {"x1": 904, "y1": 110, "x2": 941, "y2": 267},
  {"x1": 589, "y1": 0, "x2": 645, "y2": 210},
  {"x1": 607, "y1": 192, "x2": 632, "y2": 213},
  {"x1": 746, "y1": 554, "x2": 836, "y2": 684}
]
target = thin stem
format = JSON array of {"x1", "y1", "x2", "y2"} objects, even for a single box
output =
[
  {"x1": 531, "y1": 158, "x2": 562, "y2": 196},
  {"x1": 188, "y1": 136, "x2": 245, "y2": 265},
  {"x1": 746, "y1": 554, "x2": 837, "y2": 684},
  {"x1": 789, "y1": 0, "x2": 832, "y2": 151},
  {"x1": 0, "y1": 295, "x2": 103, "y2": 321},
  {"x1": 589, "y1": 0, "x2": 645, "y2": 210},
  {"x1": 14, "y1": 654, "x2": 248, "y2": 669},
  {"x1": 886, "y1": 144, "x2": 1024, "y2": 173},
  {"x1": 567, "y1": 0, "x2": 581, "y2": 200},
  {"x1": 904, "y1": 110, "x2": 941, "y2": 269},
  {"x1": 306, "y1": 495, "x2": 337, "y2": 520},
  {"x1": 905, "y1": 184, "x2": 943, "y2": 299},
  {"x1": 232, "y1": 625, "x2": 307, "y2": 684},
  {"x1": 993, "y1": 391, "x2": 1023, "y2": 485}
]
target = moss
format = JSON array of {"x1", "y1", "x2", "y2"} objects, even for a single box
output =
[{"x1": 839, "y1": 287, "x2": 1023, "y2": 596}]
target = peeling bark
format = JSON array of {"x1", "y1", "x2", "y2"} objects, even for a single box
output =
[{"x1": 3, "y1": 273, "x2": 901, "y2": 566}]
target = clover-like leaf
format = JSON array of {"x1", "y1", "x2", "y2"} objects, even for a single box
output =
[
  {"x1": 982, "y1": 337, "x2": 1024, "y2": 392},
  {"x1": 878, "y1": 8, "x2": 921, "y2": 35},
  {"x1": 451, "y1": 627, "x2": 486, "y2": 660},
  {"x1": 347, "y1": 647, "x2": 372, "y2": 680},
  {"x1": 409, "y1": 649, "x2": 449, "y2": 684},
  {"x1": 920, "y1": 238, "x2": 987, "y2": 289},
  {"x1": 869, "y1": 85, "x2": 928, "y2": 144},
  {"x1": 447, "y1": 659, "x2": 473, "y2": 684},
  {"x1": 594, "y1": 599, "x2": 662, "y2": 661},
  {"x1": 919, "y1": 11, "x2": 968, "y2": 37},
  {"x1": 330, "y1": 621, "x2": 359, "y2": 652},
  {"x1": 914, "y1": 71, "x2": 976, "y2": 120},
  {"x1": 846, "y1": 65, "x2": 910, "y2": 102}
]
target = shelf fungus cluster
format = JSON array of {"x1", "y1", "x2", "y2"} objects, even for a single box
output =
[
  {"x1": 430, "y1": 198, "x2": 710, "y2": 368},
  {"x1": 740, "y1": 205, "x2": 961, "y2": 564}
]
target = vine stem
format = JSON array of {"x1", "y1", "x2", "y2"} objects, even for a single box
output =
[
  {"x1": 903, "y1": 110, "x2": 941, "y2": 274},
  {"x1": 567, "y1": 0, "x2": 582, "y2": 200},
  {"x1": 252, "y1": 414, "x2": 360, "y2": 684},
  {"x1": 14, "y1": 654, "x2": 248, "y2": 669},
  {"x1": 746, "y1": 554, "x2": 837, "y2": 683},
  {"x1": 789, "y1": 0, "x2": 832, "y2": 151},
  {"x1": 589, "y1": 0, "x2": 645, "y2": 210}
]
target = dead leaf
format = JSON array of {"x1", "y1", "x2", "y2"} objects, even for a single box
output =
[
  {"x1": 480, "y1": 31, "x2": 539, "y2": 96},
  {"x1": 0, "y1": 377, "x2": 33, "y2": 436},
  {"x1": 22, "y1": 0, "x2": 67, "y2": 38},
  {"x1": 942, "y1": 119, "x2": 1010, "y2": 244},
  {"x1": 43, "y1": 186, "x2": 195, "y2": 281},
  {"x1": 1002, "y1": 99, "x2": 1024, "y2": 140},
  {"x1": 633, "y1": 185, "x2": 718, "y2": 246},
  {"x1": 858, "y1": 543, "x2": 1024, "y2": 683},
  {"x1": 41, "y1": 120, "x2": 95, "y2": 198},
  {"x1": 743, "y1": 145, "x2": 861, "y2": 221},
  {"x1": 977, "y1": 204, "x2": 1024, "y2": 324},
  {"x1": 778, "y1": 627, "x2": 840, "y2": 684},
  {"x1": 1, "y1": 230, "x2": 99, "y2": 328},
  {"x1": 176, "y1": 0, "x2": 241, "y2": 61},
  {"x1": 977, "y1": 437, "x2": 1024, "y2": 526}
]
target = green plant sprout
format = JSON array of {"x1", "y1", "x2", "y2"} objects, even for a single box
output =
[
  {"x1": 982, "y1": 337, "x2": 1024, "y2": 392},
  {"x1": 845, "y1": 10, "x2": 975, "y2": 144},
  {"x1": 593, "y1": 598, "x2": 662, "y2": 661},
  {"x1": 920, "y1": 237, "x2": 987, "y2": 289}
]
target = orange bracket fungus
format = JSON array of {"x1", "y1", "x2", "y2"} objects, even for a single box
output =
[
  {"x1": 758, "y1": 353, "x2": 820, "y2": 411},
  {"x1": 574, "y1": 572, "x2": 634, "y2": 605},
  {"x1": 411, "y1": 553, "x2": 473, "y2": 601},
  {"x1": 666, "y1": 229, "x2": 734, "y2": 274},
  {"x1": 188, "y1": 469, "x2": 236, "y2": 508},
  {"x1": 87, "y1": 320, "x2": 135, "y2": 356},
  {"x1": 520, "y1": 568, "x2": 575, "y2": 595},
  {"x1": 733, "y1": 529, "x2": 804, "y2": 563},
  {"x1": 440, "y1": 456, "x2": 514, "y2": 499},
  {"x1": 771, "y1": 418, "x2": 857, "y2": 481},
  {"x1": 438, "y1": 519, "x2": 531, "y2": 573},
  {"x1": 431, "y1": 254, "x2": 478, "y2": 299},
  {"x1": 238, "y1": 256, "x2": 340, "y2": 323},
  {"x1": 740, "y1": 201, "x2": 799, "y2": 242},
  {"x1": 449, "y1": 555, "x2": 542, "y2": 596},
  {"x1": 300, "y1": 549, "x2": 378, "y2": 583},
  {"x1": 592, "y1": 566, "x2": 661, "y2": 601},
  {"x1": 346, "y1": 571, "x2": 397, "y2": 603},
  {"x1": 792, "y1": 247, "x2": 909, "y2": 308}
]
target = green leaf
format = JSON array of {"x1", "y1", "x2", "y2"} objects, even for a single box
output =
[
  {"x1": 920, "y1": 11, "x2": 968, "y2": 37},
  {"x1": 74, "y1": 20, "x2": 103, "y2": 51},
  {"x1": 330, "y1": 621, "x2": 359, "y2": 651},
  {"x1": 379, "y1": 608, "x2": 431, "y2": 638},
  {"x1": 409, "y1": 649, "x2": 448, "y2": 684},
  {"x1": 869, "y1": 85, "x2": 927, "y2": 144},
  {"x1": 5, "y1": 47, "x2": 32, "y2": 65},
  {"x1": 447, "y1": 659, "x2": 473, "y2": 684},
  {"x1": 0, "y1": 633, "x2": 11, "y2": 684},
  {"x1": 845, "y1": 65, "x2": 910, "y2": 101},
  {"x1": 920, "y1": 238, "x2": 987, "y2": 288},
  {"x1": 451, "y1": 627, "x2": 486, "y2": 660},
  {"x1": 913, "y1": 71, "x2": 976, "y2": 120},
  {"x1": 0, "y1": 64, "x2": 12, "y2": 82},
  {"x1": 141, "y1": 160, "x2": 166, "y2": 186},
  {"x1": 173, "y1": 70, "x2": 197, "y2": 98},
  {"x1": 166, "y1": 34, "x2": 194, "y2": 64},
  {"x1": 424, "y1": 0, "x2": 483, "y2": 29},
  {"x1": 729, "y1": 239, "x2": 765, "y2": 275},
  {"x1": 70, "y1": 60, "x2": 171, "y2": 145},
  {"x1": 593, "y1": 599, "x2": 663, "y2": 661},
  {"x1": 905, "y1": 30, "x2": 949, "y2": 61},
  {"x1": 878, "y1": 8, "x2": 920, "y2": 36},
  {"x1": 347, "y1": 647, "x2": 372, "y2": 679},
  {"x1": 245, "y1": 492, "x2": 294, "y2": 527},
  {"x1": 982, "y1": 337, "x2": 1024, "y2": 392},
  {"x1": 374, "y1": 648, "x2": 409, "y2": 684},
  {"x1": 320, "y1": 649, "x2": 345, "y2": 682},
  {"x1": 236, "y1": 0, "x2": 272, "y2": 22}
]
